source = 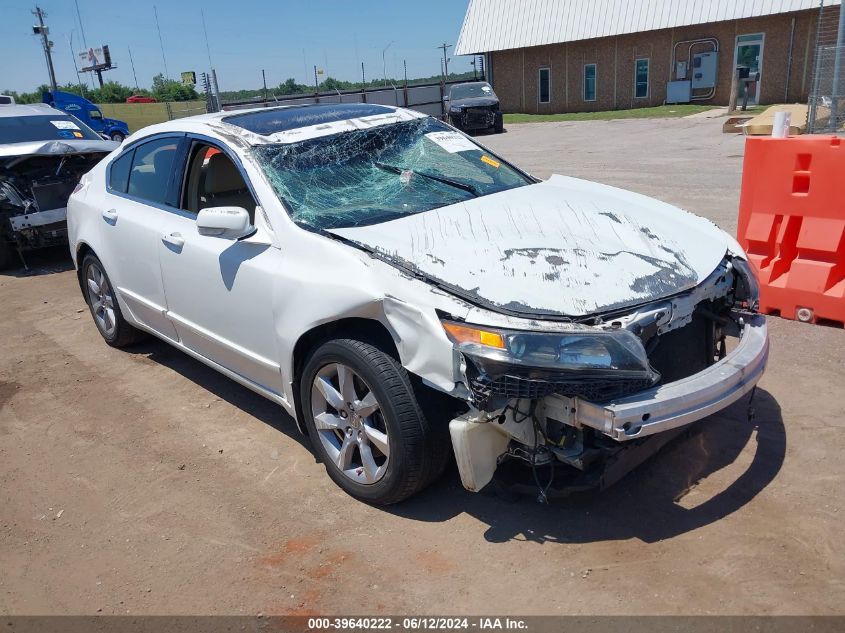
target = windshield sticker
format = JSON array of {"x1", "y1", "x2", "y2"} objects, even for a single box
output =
[
  {"x1": 425, "y1": 131, "x2": 477, "y2": 153},
  {"x1": 57, "y1": 130, "x2": 75, "y2": 139},
  {"x1": 480, "y1": 155, "x2": 500, "y2": 168},
  {"x1": 51, "y1": 120, "x2": 80, "y2": 130},
  {"x1": 482, "y1": 86, "x2": 492, "y2": 92},
  {"x1": 72, "y1": 131, "x2": 84, "y2": 138}
]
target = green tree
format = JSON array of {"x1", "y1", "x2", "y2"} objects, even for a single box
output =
[{"x1": 151, "y1": 74, "x2": 199, "y2": 102}]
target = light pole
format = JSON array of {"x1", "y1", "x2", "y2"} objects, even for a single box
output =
[
  {"x1": 32, "y1": 6, "x2": 58, "y2": 91},
  {"x1": 382, "y1": 41, "x2": 394, "y2": 86}
]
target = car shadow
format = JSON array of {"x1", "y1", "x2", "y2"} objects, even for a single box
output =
[
  {"x1": 0, "y1": 245, "x2": 74, "y2": 277},
  {"x1": 384, "y1": 388, "x2": 785, "y2": 544},
  {"x1": 121, "y1": 334, "x2": 784, "y2": 545},
  {"x1": 124, "y1": 338, "x2": 312, "y2": 453}
]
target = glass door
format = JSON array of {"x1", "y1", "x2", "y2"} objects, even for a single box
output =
[{"x1": 735, "y1": 33, "x2": 764, "y2": 105}]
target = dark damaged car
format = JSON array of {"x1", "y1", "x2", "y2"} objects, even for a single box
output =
[
  {"x1": 446, "y1": 81, "x2": 504, "y2": 134},
  {"x1": 67, "y1": 104, "x2": 768, "y2": 505},
  {"x1": 0, "y1": 103, "x2": 116, "y2": 269}
]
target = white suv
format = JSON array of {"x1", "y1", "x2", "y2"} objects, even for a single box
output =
[{"x1": 68, "y1": 104, "x2": 767, "y2": 504}]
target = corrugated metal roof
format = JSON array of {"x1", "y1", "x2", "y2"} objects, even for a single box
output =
[{"x1": 455, "y1": 0, "x2": 840, "y2": 54}]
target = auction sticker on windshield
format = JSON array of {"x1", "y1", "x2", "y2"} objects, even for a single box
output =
[
  {"x1": 51, "y1": 120, "x2": 80, "y2": 130},
  {"x1": 425, "y1": 131, "x2": 477, "y2": 153}
]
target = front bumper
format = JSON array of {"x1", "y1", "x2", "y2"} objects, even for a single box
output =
[{"x1": 559, "y1": 313, "x2": 769, "y2": 441}]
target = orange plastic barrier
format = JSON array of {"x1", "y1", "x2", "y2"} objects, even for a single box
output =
[{"x1": 737, "y1": 135, "x2": 845, "y2": 326}]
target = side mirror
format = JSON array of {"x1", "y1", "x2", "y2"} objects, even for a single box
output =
[{"x1": 197, "y1": 206, "x2": 253, "y2": 239}]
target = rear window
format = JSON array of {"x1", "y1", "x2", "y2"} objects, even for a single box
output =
[{"x1": 0, "y1": 114, "x2": 101, "y2": 143}]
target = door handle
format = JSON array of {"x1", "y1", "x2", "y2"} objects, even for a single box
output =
[
  {"x1": 162, "y1": 232, "x2": 185, "y2": 248},
  {"x1": 101, "y1": 208, "x2": 118, "y2": 222}
]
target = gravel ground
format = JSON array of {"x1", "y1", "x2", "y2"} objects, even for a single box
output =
[{"x1": 1, "y1": 117, "x2": 843, "y2": 616}]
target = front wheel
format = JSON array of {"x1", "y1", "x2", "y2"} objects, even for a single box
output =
[
  {"x1": 110, "y1": 132, "x2": 125, "y2": 143},
  {"x1": 300, "y1": 338, "x2": 449, "y2": 505}
]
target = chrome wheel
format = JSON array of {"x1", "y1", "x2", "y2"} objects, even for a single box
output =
[
  {"x1": 85, "y1": 262, "x2": 117, "y2": 338},
  {"x1": 311, "y1": 363, "x2": 389, "y2": 485}
]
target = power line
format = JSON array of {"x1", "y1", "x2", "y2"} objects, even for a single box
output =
[
  {"x1": 201, "y1": 8, "x2": 213, "y2": 69},
  {"x1": 153, "y1": 5, "x2": 169, "y2": 78}
]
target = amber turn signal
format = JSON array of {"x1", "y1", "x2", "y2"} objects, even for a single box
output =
[{"x1": 441, "y1": 321, "x2": 506, "y2": 349}]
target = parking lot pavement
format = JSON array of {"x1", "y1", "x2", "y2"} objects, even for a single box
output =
[{"x1": 1, "y1": 117, "x2": 843, "y2": 616}]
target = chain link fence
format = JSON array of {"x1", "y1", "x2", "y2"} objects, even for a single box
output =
[{"x1": 807, "y1": 2, "x2": 845, "y2": 133}]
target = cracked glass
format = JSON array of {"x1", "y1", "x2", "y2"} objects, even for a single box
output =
[{"x1": 252, "y1": 117, "x2": 530, "y2": 230}]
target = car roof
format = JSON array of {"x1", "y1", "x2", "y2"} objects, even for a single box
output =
[
  {"x1": 0, "y1": 103, "x2": 64, "y2": 118},
  {"x1": 127, "y1": 102, "x2": 428, "y2": 147}
]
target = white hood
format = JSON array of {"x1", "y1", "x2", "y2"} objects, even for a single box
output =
[{"x1": 329, "y1": 174, "x2": 729, "y2": 318}]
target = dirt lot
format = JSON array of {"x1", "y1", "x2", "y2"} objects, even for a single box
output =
[{"x1": 1, "y1": 117, "x2": 843, "y2": 616}]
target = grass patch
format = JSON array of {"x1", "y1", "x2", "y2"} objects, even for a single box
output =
[{"x1": 503, "y1": 104, "x2": 764, "y2": 123}]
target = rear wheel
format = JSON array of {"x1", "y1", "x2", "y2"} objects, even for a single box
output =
[
  {"x1": 81, "y1": 253, "x2": 144, "y2": 347},
  {"x1": 300, "y1": 338, "x2": 449, "y2": 505}
]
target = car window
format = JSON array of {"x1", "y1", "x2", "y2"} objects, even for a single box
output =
[
  {"x1": 0, "y1": 114, "x2": 102, "y2": 143},
  {"x1": 109, "y1": 150, "x2": 133, "y2": 193},
  {"x1": 182, "y1": 142, "x2": 256, "y2": 221},
  {"x1": 89, "y1": 109, "x2": 103, "y2": 120},
  {"x1": 127, "y1": 137, "x2": 179, "y2": 205}
]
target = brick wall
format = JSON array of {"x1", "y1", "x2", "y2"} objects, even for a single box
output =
[{"x1": 489, "y1": 9, "x2": 819, "y2": 114}]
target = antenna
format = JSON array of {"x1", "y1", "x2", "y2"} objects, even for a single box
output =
[{"x1": 153, "y1": 5, "x2": 169, "y2": 78}]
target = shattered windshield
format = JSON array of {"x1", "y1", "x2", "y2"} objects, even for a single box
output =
[
  {"x1": 252, "y1": 117, "x2": 530, "y2": 230},
  {"x1": 450, "y1": 83, "x2": 495, "y2": 100}
]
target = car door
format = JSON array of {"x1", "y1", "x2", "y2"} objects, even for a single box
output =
[
  {"x1": 98, "y1": 134, "x2": 183, "y2": 339},
  {"x1": 157, "y1": 137, "x2": 284, "y2": 396}
]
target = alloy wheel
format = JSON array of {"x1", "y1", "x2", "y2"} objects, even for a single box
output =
[
  {"x1": 311, "y1": 362, "x2": 390, "y2": 484},
  {"x1": 85, "y1": 262, "x2": 117, "y2": 338}
]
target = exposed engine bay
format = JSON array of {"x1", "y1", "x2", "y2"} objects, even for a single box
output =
[
  {"x1": 446, "y1": 255, "x2": 767, "y2": 501},
  {"x1": 0, "y1": 151, "x2": 109, "y2": 268}
]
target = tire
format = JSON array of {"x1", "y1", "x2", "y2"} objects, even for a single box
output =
[
  {"x1": 81, "y1": 253, "x2": 144, "y2": 348},
  {"x1": 300, "y1": 338, "x2": 449, "y2": 505},
  {"x1": 0, "y1": 238, "x2": 17, "y2": 271},
  {"x1": 110, "y1": 132, "x2": 125, "y2": 143},
  {"x1": 494, "y1": 113, "x2": 504, "y2": 134}
]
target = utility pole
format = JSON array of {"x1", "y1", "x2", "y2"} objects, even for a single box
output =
[
  {"x1": 361, "y1": 62, "x2": 366, "y2": 88},
  {"x1": 314, "y1": 65, "x2": 319, "y2": 90},
  {"x1": 437, "y1": 42, "x2": 452, "y2": 82},
  {"x1": 32, "y1": 6, "x2": 58, "y2": 91},
  {"x1": 262, "y1": 69, "x2": 267, "y2": 102}
]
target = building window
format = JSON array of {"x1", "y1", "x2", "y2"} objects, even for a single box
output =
[
  {"x1": 583, "y1": 64, "x2": 596, "y2": 101},
  {"x1": 538, "y1": 67, "x2": 550, "y2": 103},
  {"x1": 635, "y1": 58, "x2": 649, "y2": 99}
]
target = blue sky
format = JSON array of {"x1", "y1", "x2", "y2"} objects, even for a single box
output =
[{"x1": 1, "y1": 0, "x2": 474, "y2": 93}]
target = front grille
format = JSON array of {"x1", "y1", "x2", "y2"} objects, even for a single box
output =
[
  {"x1": 463, "y1": 107, "x2": 495, "y2": 128},
  {"x1": 469, "y1": 373, "x2": 655, "y2": 409},
  {"x1": 32, "y1": 180, "x2": 76, "y2": 211}
]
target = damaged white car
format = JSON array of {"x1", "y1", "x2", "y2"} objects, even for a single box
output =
[
  {"x1": 67, "y1": 104, "x2": 768, "y2": 504},
  {"x1": 1, "y1": 103, "x2": 116, "y2": 269}
]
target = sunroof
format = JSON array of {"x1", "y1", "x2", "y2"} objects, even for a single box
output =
[{"x1": 223, "y1": 103, "x2": 396, "y2": 136}]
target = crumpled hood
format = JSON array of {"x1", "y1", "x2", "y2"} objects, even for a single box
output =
[
  {"x1": 329, "y1": 174, "x2": 730, "y2": 318},
  {"x1": 0, "y1": 139, "x2": 117, "y2": 161}
]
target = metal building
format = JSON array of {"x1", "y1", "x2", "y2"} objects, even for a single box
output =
[{"x1": 455, "y1": 0, "x2": 842, "y2": 113}]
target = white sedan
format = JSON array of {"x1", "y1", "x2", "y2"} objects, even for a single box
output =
[{"x1": 67, "y1": 104, "x2": 768, "y2": 504}]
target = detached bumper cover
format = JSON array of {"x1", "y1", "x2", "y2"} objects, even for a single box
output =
[{"x1": 566, "y1": 314, "x2": 769, "y2": 441}]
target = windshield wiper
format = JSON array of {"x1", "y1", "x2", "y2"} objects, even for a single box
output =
[{"x1": 374, "y1": 161, "x2": 479, "y2": 197}]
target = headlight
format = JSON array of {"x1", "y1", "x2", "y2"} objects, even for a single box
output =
[
  {"x1": 441, "y1": 320, "x2": 654, "y2": 377},
  {"x1": 732, "y1": 258, "x2": 760, "y2": 311}
]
